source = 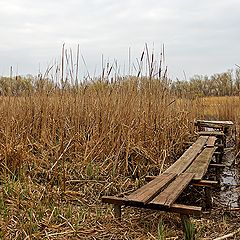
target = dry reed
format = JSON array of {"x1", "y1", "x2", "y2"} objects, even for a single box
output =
[{"x1": 0, "y1": 49, "x2": 239, "y2": 238}]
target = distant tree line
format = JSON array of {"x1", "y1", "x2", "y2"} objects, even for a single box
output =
[
  {"x1": 0, "y1": 68, "x2": 240, "y2": 97},
  {"x1": 171, "y1": 69, "x2": 240, "y2": 97},
  {"x1": 0, "y1": 74, "x2": 56, "y2": 96}
]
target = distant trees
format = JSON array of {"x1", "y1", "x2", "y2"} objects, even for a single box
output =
[
  {"x1": 0, "y1": 76, "x2": 33, "y2": 95},
  {"x1": 0, "y1": 75, "x2": 56, "y2": 96},
  {"x1": 171, "y1": 69, "x2": 240, "y2": 97},
  {"x1": 0, "y1": 68, "x2": 239, "y2": 97}
]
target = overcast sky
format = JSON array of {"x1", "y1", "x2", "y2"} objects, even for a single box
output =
[{"x1": 0, "y1": 0, "x2": 240, "y2": 80}]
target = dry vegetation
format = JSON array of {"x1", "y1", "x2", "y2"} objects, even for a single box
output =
[{"x1": 0, "y1": 55, "x2": 240, "y2": 239}]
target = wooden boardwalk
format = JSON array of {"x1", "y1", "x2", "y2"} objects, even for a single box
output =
[{"x1": 102, "y1": 119, "x2": 234, "y2": 232}]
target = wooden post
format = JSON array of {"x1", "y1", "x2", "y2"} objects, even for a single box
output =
[
  {"x1": 223, "y1": 135, "x2": 227, "y2": 148},
  {"x1": 180, "y1": 214, "x2": 195, "y2": 240},
  {"x1": 214, "y1": 152, "x2": 220, "y2": 164},
  {"x1": 113, "y1": 204, "x2": 121, "y2": 219},
  {"x1": 218, "y1": 144, "x2": 224, "y2": 163},
  {"x1": 204, "y1": 187, "x2": 212, "y2": 209},
  {"x1": 213, "y1": 153, "x2": 221, "y2": 176}
]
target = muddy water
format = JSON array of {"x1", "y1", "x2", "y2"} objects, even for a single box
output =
[
  {"x1": 203, "y1": 126, "x2": 240, "y2": 208},
  {"x1": 218, "y1": 148, "x2": 240, "y2": 208}
]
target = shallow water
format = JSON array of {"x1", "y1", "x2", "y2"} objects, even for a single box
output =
[
  {"x1": 219, "y1": 149, "x2": 239, "y2": 208},
  {"x1": 204, "y1": 126, "x2": 239, "y2": 208}
]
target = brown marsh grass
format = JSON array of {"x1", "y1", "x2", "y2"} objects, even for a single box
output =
[{"x1": 0, "y1": 77, "x2": 239, "y2": 239}]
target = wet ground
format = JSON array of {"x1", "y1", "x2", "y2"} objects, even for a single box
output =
[
  {"x1": 178, "y1": 131, "x2": 240, "y2": 210},
  {"x1": 217, "y1": 146, "x2": 240, "y2": 208},
  {"x1": 202, "y1": 126, "x2": 240, "y2": 209}
]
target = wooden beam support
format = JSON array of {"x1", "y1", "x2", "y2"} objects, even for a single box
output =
[
  {"x1": 216, "y1": 144, "x2": 224, "y2": 148},
  {"x1": 214, "y1": 152, "x2": 222, "y2": 155},
  {"x1": 113, "y1": 205, "x2": 121, "y2": 219},
  {"x1": 204, "y1": 187, "x2": 213, "y2": 209},
  {"x1": 102, "y1": 196, "x2": 202, "y2": 216},
  {"x1": 209, "y1": 163, "x2": 225, "y2": 168},
  {"x1": 197, "y1": 131, "x2": 225, "y2": 136},
  {"x1": 194, "y1": 120, "x2": 234, "y2": 127},
  {"x1": 145, "y1": 176, "x2": 218, "y2": 187},
  {"x1": 191, "y1": 179, "x2": 219, "y2": 187}
]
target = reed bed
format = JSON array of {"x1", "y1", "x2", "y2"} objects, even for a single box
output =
[{"x1": 0, "y1": 76, "x2": 239, "y2": 239}]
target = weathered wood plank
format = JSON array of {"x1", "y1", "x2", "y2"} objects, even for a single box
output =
[
  {"x1": 206, "y1": 136, "x2": 217, "y2": 147},
  {"x1": 195, "y1": 120, "x2": 234, "y2": 126},
  {"x1": 102, "y1": 196, "x2": 202, "y2": 215},
  {"x1": 209, "y1": 163, "x2": 225, "y2": 168},
  {"x1": 145, "y1": 175, "x2": 220, "y2": 187},
  {"x1": 192, "y1": 179, "x2": 218, "y2": 187},
  {"x1": 150, "y1": 173, "x2": 194, "y2": 207},
  {"x1": 145, "y1": 176, "x2": 218, "y2": 187},
  {"x1": 164, "y1": 136, "x2": 208, "y2": 175},
  {"x1": 185, "y1": 147, "x2": 217, "y2": 180},
  {"x1": 127, "y1": 172, "x2": 177, "y2": 204},
  {"x1": 198, "y1": 131, "x2": 224, "y2": 136}
]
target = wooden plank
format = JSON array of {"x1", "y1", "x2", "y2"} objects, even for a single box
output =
[
  {"x1": 102, "y1": 196, "x2": 202, "y2": 215},
  {"x1": 185, "y1": 147, "x2": 217, "y2": 180},
  {"x1": 209, "y1": 163, "x2": 225, "y2": 168},
  {"x1": 127, "y1": 172, "x2": 177, "y2": 204},
  {"x1": 198, "y1": 131, "x2": 224, "y2": 136},
  {"x1": 191, "y1": 179, "x2": 218, "y2": 187},
  {"x1": 150, "y1": 173, "x2": 194, "y2": 207},
  {"x1": 164, "y1": 136, "x2": 208, "y2": 175},
  {"x1": 206, "y1": 136, "x2": 217, "y2": 147},
  {"x1": 195, "y1": 120, "x2": 234, "y2": 126},
  {"x1": 145, "y1": 176, "x2": 218, "y2": 187}
]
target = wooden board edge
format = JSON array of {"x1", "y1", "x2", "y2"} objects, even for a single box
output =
[
  {"x1": 127, "y1": 172, "x2": 177, "y2": 205},
  {"x1": 145, "y1": 176, "x2": 219, "y2": 187},
  {"x1": 197, "y1": 131, "x2": 225, "y2": 136},
  {"x1": 209, "y1": 163, "x2": 225, "y2": 168},
  {"x1": 150, "y1": 173, "x2": 195, "y2": 207},
  {"x1": 101, "y1": 196, "x2": 202, "y2": 215},
  {"x1": 191, "y1": 179, "x2": 219, "y2": 187}
]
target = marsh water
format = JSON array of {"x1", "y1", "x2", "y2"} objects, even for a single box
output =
[
  {"x1": 218, "y1": 147, "x2": 240, "y2": 208},
  {"x1": 205, "y1": 127, "x2": 239, "y2": 208}
]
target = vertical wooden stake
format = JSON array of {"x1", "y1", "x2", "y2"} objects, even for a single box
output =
[
  {"x1": 214, "y1": 155, "x2": 220, "y2": 176},
  {"x1": 223, "y1": 135, "x2": 227, "y2": 148},
  {"x1": 114, "y1": 205, "x2": 121, "y2": 219},
  {"x1": 205, "y1": 187, "x2": 212, "y2": 209},
  {"x1": 215, "y1": 153, "x2": 220, "y2": 164},
  {"x1": 219, "y1": 151, "x2": 223, "y2": 163}
]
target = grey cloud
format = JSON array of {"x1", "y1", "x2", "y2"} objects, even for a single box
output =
[{"x1": 0, "y1": 0, "x2": 240, "y2": 77}]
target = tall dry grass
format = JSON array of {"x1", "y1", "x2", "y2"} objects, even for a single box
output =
[
  {"x1": 0, "y1": 76, "x2": 201, "y2": 238},
  {"x1": 0, "y1": 73, "x2": 240, "y2": 238},
  {"x1": 0, "y1": 78, "x2": 198, "y2": 180},
  {"x1": 197, "y1": 96, "x2": 240, "y2": 148}
]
